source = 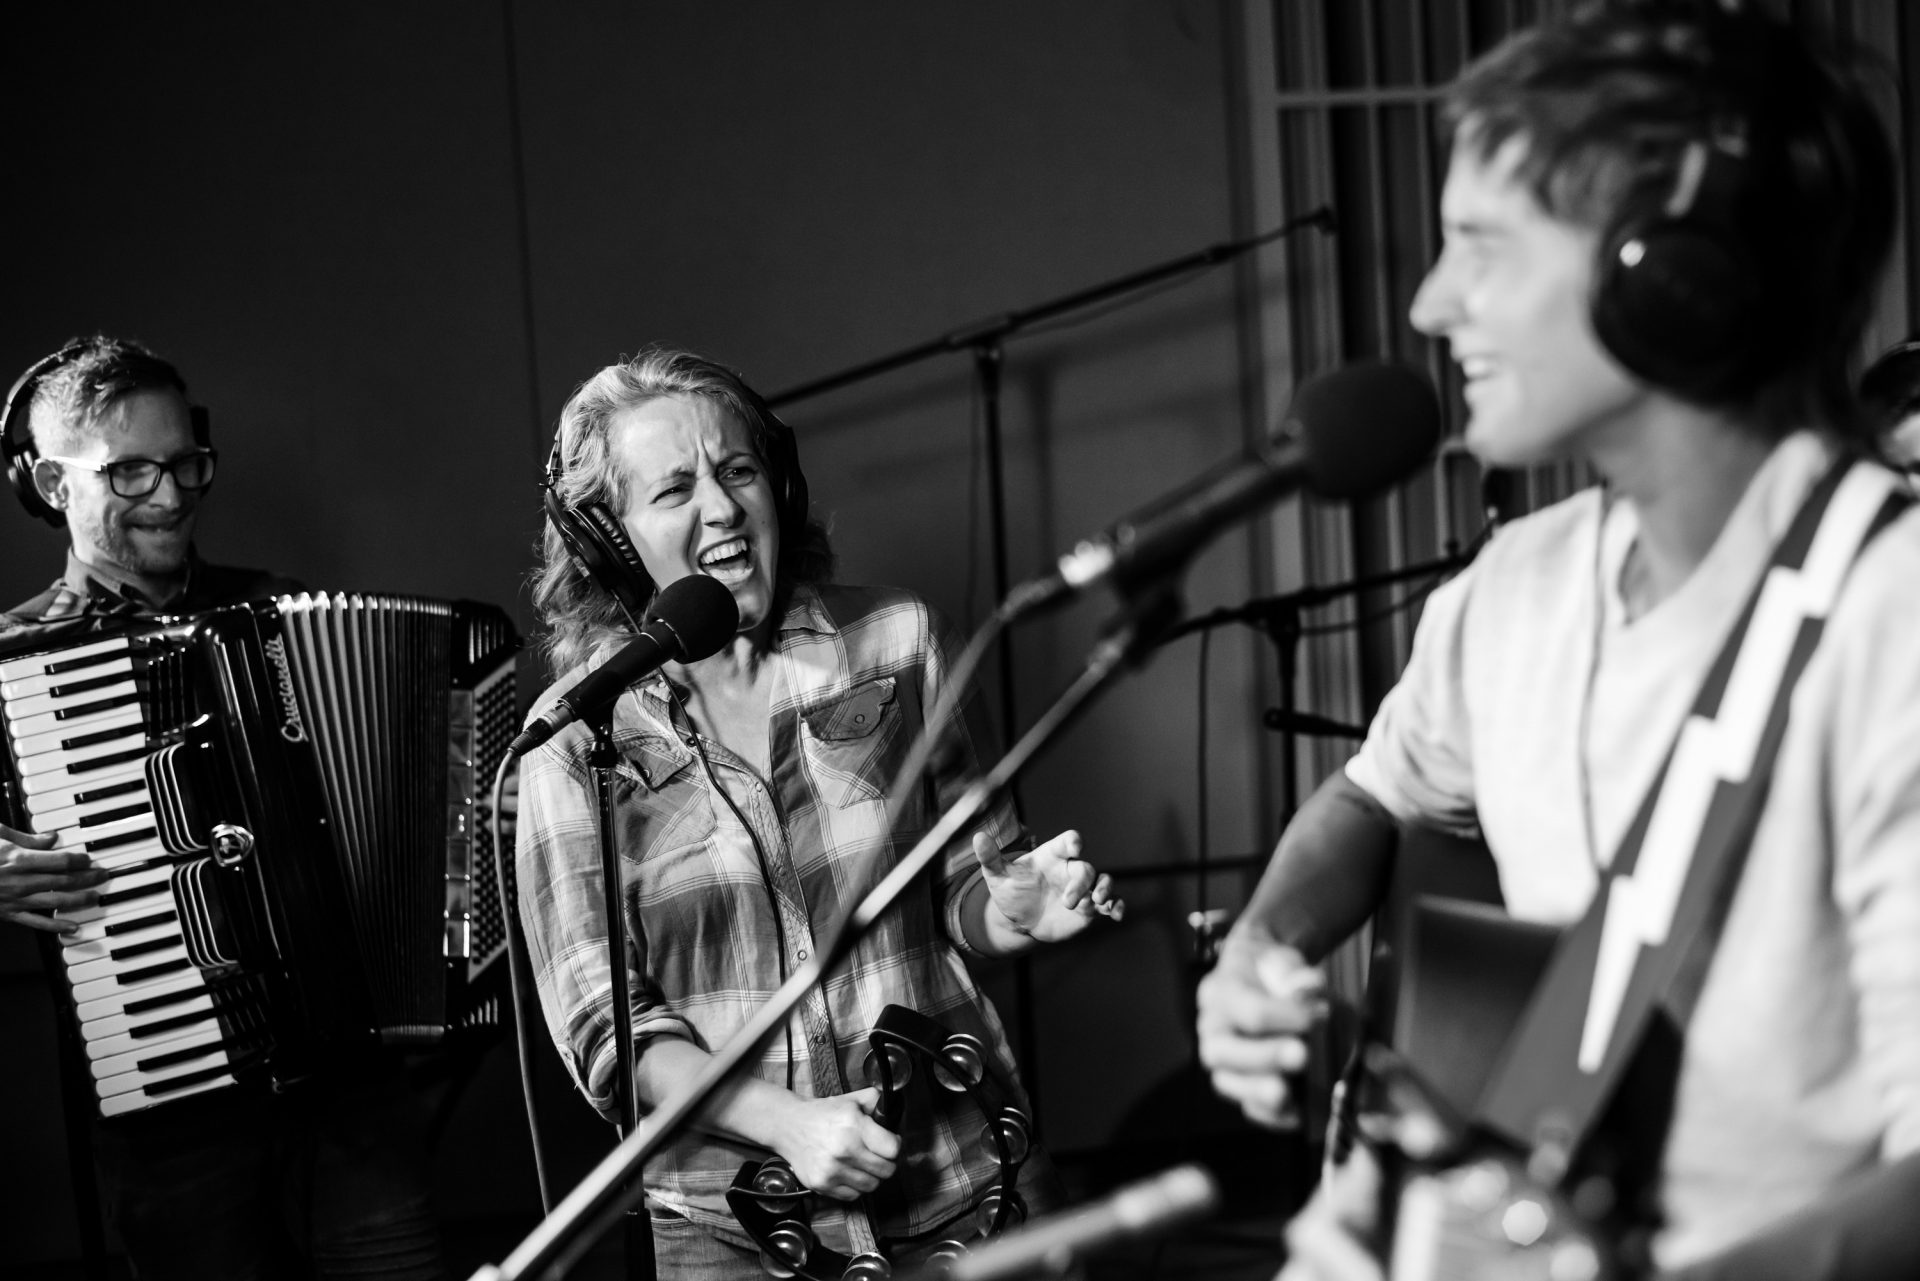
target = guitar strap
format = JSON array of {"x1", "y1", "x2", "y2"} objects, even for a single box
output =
[{"x1": 1471, "y1": 454, "x2": 1910, "y2": 1164}]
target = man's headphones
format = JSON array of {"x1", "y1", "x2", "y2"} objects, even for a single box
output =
[
  {"x1": 1589, "y1": 128, "x2": 1767, "y2": 402},
  {"x1": 2, "y1": 342, "x2": 212, "y2": 528},
  {"x1": 541, "y1": 389, "x2": 809, "y2": 623}
]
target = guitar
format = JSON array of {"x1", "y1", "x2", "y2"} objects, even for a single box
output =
[{"x1": 1331, "y1": 896, "x2": 1621, "y2": 1281}]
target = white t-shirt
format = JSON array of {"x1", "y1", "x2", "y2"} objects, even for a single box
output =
[{"x1": 1347, "y1": 430, "x2": 1920, "y2": 1267}]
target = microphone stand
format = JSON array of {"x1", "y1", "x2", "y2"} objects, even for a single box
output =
[
  {"x1": 767, "y1": 204, "x2": 1335, "y2": 1112},
  {"x1": 586, "y1": 711, "x2": 656, "y2": 1281},
  {"x1": 468, "y1": 612, "x2": 1159, "y2": 1281},
  {"x1": 1156, "y1": 550, "x2": 1472, "y2": 817}
]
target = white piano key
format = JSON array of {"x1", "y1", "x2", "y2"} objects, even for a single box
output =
[
  {"x1": 60, "y1": 898, "x2": 176, "y2": 940},
  {"x1": 0, "y1": 637, "x2": 132, "y2": 690},
  {"x1": 70, "y1": 959, "x2": 200, "y2": 1008},
  {"x1": 4, "y1": 672, "x2": 137, "y2": 722},
  {"x1": 21, "y1": 760, "x2": 149, "y2": 815},
  {"x1": 17, "y1": 738, "x2": 150, "y2": 789},
  {"x1": 11, "y1": 706, "x2": 144, "y2": 760},
  {"x1": 62, "y1": 918, "x2": 181, "y2": 963},
  {"x1": 91, "y1": 1025, "x2": 228, "y2": 1083},
  {"x1": 94, "y1": 1042, "x2": 232, "y2": 1097},
  {"x1": 33, "y1": 792, "x2": 155, "y2": 835},
  {"x1": 88, "y1": 842, "x2": 168, "y2": 874},
  {"x1": 67, "y1": 940, "x2": 188, "y2": 987},
  {"x1": 81, "y1": 992, "x2": 219, "y2": 1053},
  {"x1": 50, "y1": 813, "x2": 156, "y2": 849},
  {"x1": 74, "y1": 970, "x2": 207, "y2": 1022},
  {"x1": 57, "y1": 866, "x2": 175, "y2": 926},
  {"x1": 92, "y1": 1044, "x2": 234, "y2": 1098},
  {"x1": 99, "y1": 1073, "x2": 235, "y2": 1118}
]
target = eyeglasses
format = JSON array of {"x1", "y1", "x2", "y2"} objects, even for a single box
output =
[{"x1": 39, "y1": 449, "x2": 219, "y2": 499}]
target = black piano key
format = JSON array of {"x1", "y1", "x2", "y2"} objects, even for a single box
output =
[
  {"x1": 100, "y1": 866, "x2": 170, "y2": 902},
  {"x1": 143, "y1": 1062, "x2": 234, "y2": 1098},
  {"x1": 40, "y1": 649, "x2": 128, "y2": 677},
  {"x1": 128, "y1": 1007, "x2": 212, "y2": 1040},
  {"x1": 105, "y1": 909, "x2": 178, "y2": 938},
  {"x1": 60, "y1": 724, "x2": 144, "y2": 752},
  {"x1": 86, "y1": 826, "x2": 158, "y2": 853},
  {"x1": 53, "y1": 692, "x2": 140, "y2": 722},
  {"x1": 47, "y1": 672, "x2": 133, "y2": 700},
  {"x1": 109, "y1": 936, "x2": 180, "y2": 962},
  {"x1": 118, "y1": 957, "x2": 191, "y2": 986},
  {"x1": 77, "y1": 802, "x2": 153, "y2": 829},
  {"x1": 72, "y1": 778, "x2": 147, "y2": 806},
  {"x1": 124, "y1": 981, "x2": 206, "y2": 1016},
  {"x1": 139, "y1": 1039, "x2": 226, "y2": 1072},
  {"x1": 62, "y1": 746, "x2": 148, "y2": 775}
]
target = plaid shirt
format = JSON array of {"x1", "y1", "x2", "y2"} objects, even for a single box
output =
[{"x1": 517, "y1": 583, "x2": 1041, "y2": 1253}]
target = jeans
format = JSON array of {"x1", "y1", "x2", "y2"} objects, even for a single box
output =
[{"x1": 93, "y1": 1061, "x2": 447, "y2": 1281}]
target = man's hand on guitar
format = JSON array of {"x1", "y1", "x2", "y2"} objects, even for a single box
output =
[{"x1": 1195, "y1": 932, "x2": 1326, "y2": 1128}]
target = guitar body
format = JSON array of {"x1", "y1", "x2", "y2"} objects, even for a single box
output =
[
  {"x1": 1353, "y1": 896, "x2": 1617, "y2": 1281},
  {"x1": 1387, "y1": 896, "x2": 1561, "y2": 1122}
]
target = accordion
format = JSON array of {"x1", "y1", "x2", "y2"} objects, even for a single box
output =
[{"x1": 0, "y1": 593, "x2": 520, "y2": 1119}]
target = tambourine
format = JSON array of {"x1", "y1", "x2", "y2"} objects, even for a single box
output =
[{"x1": 726, "y1": 1005, "x2": 1033, "y2": 1280}]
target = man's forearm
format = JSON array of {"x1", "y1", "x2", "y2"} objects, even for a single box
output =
[{"x1": 1229, "y1": 770, "x2": 1400, "y2": 964}]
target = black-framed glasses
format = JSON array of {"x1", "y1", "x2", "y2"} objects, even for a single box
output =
[{"x1": 39, "y1": 448, "x2": 219, "y2": 498}]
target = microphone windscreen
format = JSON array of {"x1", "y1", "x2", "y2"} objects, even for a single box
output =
[
  {"x1": 1281, "y1": 361, "x2": 1442, "y2": 500},
  {"x1": 647, "y1": 573, "x2": 740, "y2": 661}
]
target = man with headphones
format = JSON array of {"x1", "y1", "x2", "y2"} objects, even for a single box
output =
[
  {"x1": 1195, "y1": 3, "x2": 1920, "y2": 1279},
  {"x1": 0, "y1": 335, "x2": 451, "y2": 1279},
  {"x1": 0, "y1": 335, "x2": 303, "y2": 931},
  {"x1": 517, "y1": 344, "x2": 1123, "y2": 1279}
]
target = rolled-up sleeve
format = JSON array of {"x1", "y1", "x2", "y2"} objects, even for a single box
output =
[
  {"x1": 515, "y1": 716, "x2": 692, "y2": 1119},
  {"x1": 915, "y1": 604, "x2": 1026, "y2": 957},
  {"x1": 1344, "y1": 564, "x2": 1483, "y2": 838}
]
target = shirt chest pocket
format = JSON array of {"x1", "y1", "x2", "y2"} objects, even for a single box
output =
[
  {"x1": 616, "y1": 732, "x2": 717, "y2": 862},
  {"x1": 800, "y1": 678, "x2": 902, "y2": 808}
]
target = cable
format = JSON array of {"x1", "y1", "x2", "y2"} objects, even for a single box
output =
[
  {"x1": 492, "y1": 751, "x2": 555, "y2": 1213},
  {"x1": 1194, "y1": 628, "x2": 1211, "y2": 918}
]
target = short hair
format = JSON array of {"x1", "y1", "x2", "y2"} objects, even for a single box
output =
[
  {"x1": 1442, "y1": 0, "x2": 1896, "y2": 439},
  {"x1": 27, "y1": 335, "x2": 190, "y2": 456},
  {"x1": 531, "y1": 344, "x2": 833, "y2": 676}
]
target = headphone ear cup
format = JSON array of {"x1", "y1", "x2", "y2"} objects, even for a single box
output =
[
  {"x1": 4, "y1": 348, "x2": 77, "y2": 527},
  {"x1": 780, "y1": 449, "x2": 810, "y2": 544},
  {"x1": 2, "y1": 432, "x2": 60, "y2": 527},
  {"x1": 1592, "y1": 217, "x2": 1764, "y2": 397},
  {"x1": 544, "y1": 487, "x2": 654, "y2": 623}
]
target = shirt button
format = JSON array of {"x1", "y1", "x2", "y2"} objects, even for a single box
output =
[
  {"x1": 796, "y1": 949, "x2": 809, "y2": 961},
  {"x1": 812, "y1": 1032, "x2": 826, "y2": 1044}
]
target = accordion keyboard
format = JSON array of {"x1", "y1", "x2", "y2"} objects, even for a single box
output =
[{"x1": 1, "y1": 632, "x2": 249, "y2": 1117}]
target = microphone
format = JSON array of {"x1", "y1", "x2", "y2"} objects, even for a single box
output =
[
  {"x1": 942, "y1": 1164, "x2": 1221, "y2": 1281},
  {"x1": 1000, "y1": 361, "x2": 1441, "y2": 619},
  {"x1": 508, "y1": 574, "x2": 738, "y2": 756}
]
